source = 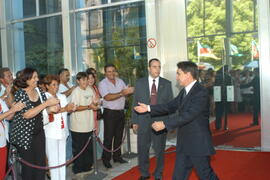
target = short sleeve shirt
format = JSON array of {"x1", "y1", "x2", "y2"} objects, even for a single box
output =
[{"x1": 98, "y1": 77, "x2": 127, "y2": 110}]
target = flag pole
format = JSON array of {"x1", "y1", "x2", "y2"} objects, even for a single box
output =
[
  {"x1": 251, "y1": 41, "x2": 254, "y2": 62},
  {"x1": 197, "y1": 41, "x2": 200, "y2": 64}
]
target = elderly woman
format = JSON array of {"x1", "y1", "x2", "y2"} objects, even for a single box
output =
[
  {"x1": 10, "y1": 68, "x2": 59, "y2": 180},
  {"x1": 43, "y1": 75, "x2": 75, "y2": 180}
]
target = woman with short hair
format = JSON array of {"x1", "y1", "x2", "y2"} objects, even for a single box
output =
[
  {"x1": 43, "y1": 75, "x2": 75, "y2": 180},
  {"x1": 10, "y1": 68, "x2": 60, "y2": 180}
]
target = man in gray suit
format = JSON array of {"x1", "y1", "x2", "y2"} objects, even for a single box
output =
[{"x1": 132, "y1": 58, "x2": 173, "y2": 180}]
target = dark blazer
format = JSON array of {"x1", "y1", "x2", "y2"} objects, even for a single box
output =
[
  {"x1": 151, "y1": 81, "x2": 215, "y2": 156},
  {"x1": 132, "y1": 76, "x2": 173, "y2": 129}
]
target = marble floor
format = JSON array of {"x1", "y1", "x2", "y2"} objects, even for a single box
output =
[{"x1": 66, "y1": 144, "x2": 176, "y2": 180}]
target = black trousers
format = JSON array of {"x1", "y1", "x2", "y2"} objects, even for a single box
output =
[
  {"x1": 173, "y1": 153, "x2": 219, "y2": 180},
  {"x1": 102, "y1": 108, "x2": 125, "y2": 162},
  {"x1": 71, "y1": 131, "x2": 93, "y2": 174},
  {"x1": 215, "y1": 101, "x2": 231, "y2": 130},
  {"x1": 17, "y1": 130, "x2": 46, "y2": 180},
  {"x1": 252, "y1": 98, "x2": 260, "y2": 125},
  {"x1": 137, "y1": 126, "x2": 167, "y2": 178}
]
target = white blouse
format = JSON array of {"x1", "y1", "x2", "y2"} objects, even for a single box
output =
[
  {"x1": 44, "y1": 92, "x2": 69, "y2": 140},
  {"x1": 0, "y1": 99, "x2": 9, "y2": 147}
]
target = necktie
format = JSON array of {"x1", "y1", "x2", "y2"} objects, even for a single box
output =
[
  {"x1": 150, "y1": 79, "x2": 157, "y2": 105},
  {"x1": 183, "y1": 89, "x2": 187, "y2": 98}
]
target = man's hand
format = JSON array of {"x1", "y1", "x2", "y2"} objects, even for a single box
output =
[
  {"x1": 134, "y1": 102, "x2": 148, "y2": 113},
  {"x1": 121, "y1": 86, "x2": 134, "y2": 96},
  {"x1": 152, "y1": 121, "x2": 165, "y2": 131},
  {"x1": 132, "y1": 124, "x2": 139, "y2": 134}
]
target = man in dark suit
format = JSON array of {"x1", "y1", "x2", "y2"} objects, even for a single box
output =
[
  {"x1": 132, "y1": 58, "x2": 173, "y2": 180},
  {"x1": 134, "y1": 61, "x2": 219, "y2": 180},
  {"x1": 241, "y1": 68, "x2": 260, "y2": 126},
  {"x1": 214, "y1": 65, "x2": 233, "y2": 130}
]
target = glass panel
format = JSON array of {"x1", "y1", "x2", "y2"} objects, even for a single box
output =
[
  {"x1": 186, "y1": 0, "x2": 259, "y2": 149},
  {"x1": 12, "y1": 16, "x2": 63, "y2": 75},
  {"x1": 111, "y1": 0, "x2": 129, "y2": 2},
  {"x1": 76, "y1": 0, "x2": 107, "y2": 9},
  {"x1": 39, "y1": 0, "x2": 62, "y2": 15},
  {"x1": 11, "y1": 0, "x2": 61, "y2": 19},
  {"x1": 233, "y1": 0, "x2": 256, "y2": 32},
  {"x1": 12, "y1": 0, "x2": 36, "y2": 19},
  {"x1": 186, "y1": 0, "x2": 226, "y2": 37},
  {"x1": 75, "y1": 2, "x2": 147, "y2": 83}
]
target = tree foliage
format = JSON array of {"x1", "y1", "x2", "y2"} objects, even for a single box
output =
[{"x1": 187, "y1": 0, "x2": 258, "y2": 69}]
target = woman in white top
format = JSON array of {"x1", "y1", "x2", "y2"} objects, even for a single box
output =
[
  {"x1": 43, "y1": 75, "x2": 75, "y2": 180},
  {"x1": 0, "y1": 99, "x2": 25, "y2": 179}
]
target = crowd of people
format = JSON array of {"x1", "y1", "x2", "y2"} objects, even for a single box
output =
[
  {"x1": 198, "y1": 66, "x2": 260, "y2": 129},
  {"x1": 0, "y1": 65, "x2": 133, "y2": 180},
  {"x1": 0, "y1": 61, "x2": 260, "y2": 180}
]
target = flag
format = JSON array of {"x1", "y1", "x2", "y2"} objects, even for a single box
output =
[
  {"x1": 133, "y1": 46, "x2": 141, "y2": 60},
  {"x1": 251, "y1": 40, "x2": 259, "y2": 59},
  {"x1": 230, "y1": 44, "x2": 243, "y2": 56},
  {"x1": 197, "y1": 41, "x2": 220, "y2": 60}
]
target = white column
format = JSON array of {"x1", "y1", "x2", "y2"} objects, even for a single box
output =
[
  {"x1": 145, "y1": 0, "x2": 160, "y2": 59},
  {"x1": 258, "y1": 0, "x2": 270, "y2": 151},
  {"x1": 145, "y1": 0, "x2": 188, "y2": 96},
  {"x1": 61, "y1": 0, "x2": 73, "y2": 72}
]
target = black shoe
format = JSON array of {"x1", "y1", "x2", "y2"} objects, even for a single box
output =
[
  {"x1": 113, "y1": 158, "x2": 128, "y2": 164},
  {"x1": 155, "y1": 178, "x2": 161, "y2": 180},
  {"x1": 103, "y1": 161, "x2": 112, "y2": 168},
  {"x1": 138, "y1": 176, "x2": 150, "y2": 180}
]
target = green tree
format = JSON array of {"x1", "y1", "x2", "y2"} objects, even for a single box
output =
[{"x1": 187, "y1": 0, "x2": 258, "y2": 70}]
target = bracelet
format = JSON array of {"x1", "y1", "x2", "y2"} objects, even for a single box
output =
[{"x1": 119, "y1": 93, "x2": 123, "y2": 97}]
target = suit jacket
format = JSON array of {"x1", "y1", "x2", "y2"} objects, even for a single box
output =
[
  {"x1": 131, "y1": 76, "x2": 173, "y2": 133},
  {"x1": 151, "y1": 82, "x2": 215, "y2": 156}
]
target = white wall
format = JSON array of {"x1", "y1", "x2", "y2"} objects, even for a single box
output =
[
  {"x1": 258, "y1": 0, "x2": 270, "y2": 151},
  {"x1": 145, "y1": 0, "x2": 188, "y2": 96}
]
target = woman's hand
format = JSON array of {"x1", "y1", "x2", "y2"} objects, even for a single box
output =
[
  {"x1": 65, "y1": 103, "x2": 76, "y2": 113},
  {"x1": 45, "y1": 97, "x2": 60, "y2": 107},
  {"x1": 10, "y1": 101, "x2": 26, "y2": 112}
]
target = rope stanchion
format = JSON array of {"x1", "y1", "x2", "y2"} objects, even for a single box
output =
[
  {"x1": 4, "y1": 146, "x2": 18, "y2": 180},
  {"x1": 122, "y1": 122, "x2": 137, "y2": 159},
  {"x1": 85, "y1": 130, "x2": 107, "y2": 180},
  {"x1": 10, "y1": 166, "x2": 17, "y2": 180},
  {"x1": 4, "y1": 135, "x2": 92, "y2": 180},
  {"x1": 17, "y1": 136, "x2": 92, "y2": 170},
  {"x1": 4, "y1": 164, "x2": 13, "y2": 180},
  {"x1": 96, "y1": 128, "x2": 127, "y2": 153}
]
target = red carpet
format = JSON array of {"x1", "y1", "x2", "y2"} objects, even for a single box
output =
[
  {"x1": 113, "y1": 149, "x2": 270, "y2": 180},
  {"x1": 210, "y1": 113, "x2": 261, "y2": 148}
]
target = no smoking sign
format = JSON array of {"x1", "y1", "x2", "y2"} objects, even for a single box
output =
[{"x1": 147, "y1": 38, "x2": 157, "y2": 48}]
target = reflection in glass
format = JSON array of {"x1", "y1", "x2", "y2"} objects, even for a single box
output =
[
  {"x1": 11, "y1": 0, "x2": 61, "y2": 19},
  {"x1": 39, "y1": 0, "x2": 61, "y2": 15},
  {"x1": 11, "y1": 0, "x2": 36, "y2": 19},
  {"x1": 76, "y1": 0, "x2": 107, "y2": 9},
  {"x1": 111, "y1": 0, "x2": 129, "y2": 2},
  {"x1": 186, "y1": 0, "x2": 226, "y2": 37},
  {"x1": 12, "y1": 16, "x2": 63, "y2": 75},
  {"x1": 186, "y1": 0, "x2": 260, "y2": 149},
  {"x1": 233, "y1": 0, "x2": 257, "y2": 32},
  {"x1": 75, "y1": 2, "x2": 147, "y2": 83}
]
